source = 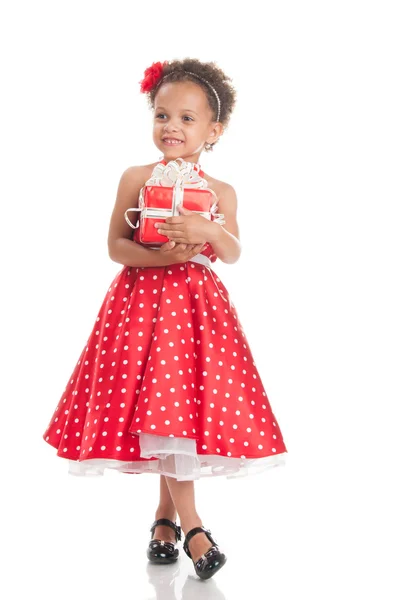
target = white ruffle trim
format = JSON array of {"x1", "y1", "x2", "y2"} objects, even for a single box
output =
[{"x1": 68, "y1": 433, "x2": 287, "y2": 480}]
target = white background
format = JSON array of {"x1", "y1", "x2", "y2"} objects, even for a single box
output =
[{"x1": 1, "y1": 1, "x2": 397, "y2": 598}]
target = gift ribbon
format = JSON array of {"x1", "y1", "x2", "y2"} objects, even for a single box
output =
[{"x1": 146, "y1": 157, "x2": 207, "y2": 188}]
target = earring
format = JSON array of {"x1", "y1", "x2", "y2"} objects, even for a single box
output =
[{"x1": 205, "y1": 142, "x2": 213, "y2": 151}]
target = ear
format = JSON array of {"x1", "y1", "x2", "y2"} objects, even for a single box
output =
[{"x1": 206, "y1": 122, "x2": 223, "y2": 145}]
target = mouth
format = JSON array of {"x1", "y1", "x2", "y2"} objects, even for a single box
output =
[{"x1": 162, "y1": 138, "x2": 184, "y2": 146}]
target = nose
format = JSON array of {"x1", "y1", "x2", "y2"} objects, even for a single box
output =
[{"x1": 163, "y1": 117, "x2": 180, "y2": 133}]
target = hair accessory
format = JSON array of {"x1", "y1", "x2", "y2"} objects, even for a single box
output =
[
  {"x1": 139, "y1": 62, "x2": 221, "y2": 122},
  {"x1": 139, "y1": 61, "x2": 168, "y2": 93},
  {"x1": 183, "y1": 71, "x2": 221, "y2": 122}
]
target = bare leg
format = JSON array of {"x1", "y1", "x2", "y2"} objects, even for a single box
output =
[
  {"x1": 152, "y1": 475, "x2": 178, "y2": 543},
  {"x1": 164, "y1": 475, "x2": 213, "y2": 563}
]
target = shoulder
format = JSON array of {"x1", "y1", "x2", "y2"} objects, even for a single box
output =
[
  {"x1": 117, "y1": 163, "x2": 155, "y2": 186},
  {"x1": 204, "y1": 173, "x2": 235, "y2": 197},
  {"x1": 202, "y1": 172, "x2": 238, "y2": 209},
  {"x1": 218, "y1": 181, "x2": 237, "y2": 202},
  {"x1": 202, "y1": 172, "x2": 239, "y2": 239},
  {"x1": 115, "y1": 162, "x2": 162, "y2": 197}
]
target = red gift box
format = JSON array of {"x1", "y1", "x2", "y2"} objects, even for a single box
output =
[{"x1": 124, "y1": 161, "x2": 225, "y2": 247}]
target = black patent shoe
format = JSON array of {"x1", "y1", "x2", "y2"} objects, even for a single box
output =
[
  {"x1": 147, "y1": 518, "x2": 182, "y2": 564},
  {"x1": 183, "y1": 526, "x2": 227, "y2": 580}
]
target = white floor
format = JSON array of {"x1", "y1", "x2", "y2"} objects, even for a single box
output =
[{"x1": 6, "y1": 444, "x2": 396, "y2": 600}]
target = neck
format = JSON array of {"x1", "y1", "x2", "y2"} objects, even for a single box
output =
[{"x1": 161, "y1": 152, "x2": 202, "y2": 165}]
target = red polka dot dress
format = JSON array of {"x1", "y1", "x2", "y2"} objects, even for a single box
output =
[{"x1": 43, "y1": 160, "x2": 288, "y2": 480}]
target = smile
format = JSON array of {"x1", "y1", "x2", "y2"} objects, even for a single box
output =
[{"x1": 162, "y1": 139, "x2": 184, "y2": 145}]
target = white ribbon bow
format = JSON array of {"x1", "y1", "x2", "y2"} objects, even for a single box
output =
[{"x1": 146, "y1": 157, "x2": 208, "y2": 188}]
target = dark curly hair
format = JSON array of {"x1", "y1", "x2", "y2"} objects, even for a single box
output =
[{"x1": 146, "y1": 58, "x2": 237, "y2": 152}]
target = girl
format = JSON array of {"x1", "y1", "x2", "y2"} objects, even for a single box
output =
[{"x1": 43, "y1": 57, "x2": 288, "y2": 580}]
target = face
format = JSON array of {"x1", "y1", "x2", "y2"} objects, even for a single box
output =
[{"x1": 153, "y1": 81, "x2": 223, "y2": 163}]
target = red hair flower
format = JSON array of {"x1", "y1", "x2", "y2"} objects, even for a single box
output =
[{"x1": 139, "y1": 61, "x2": 168, "y2": 93}]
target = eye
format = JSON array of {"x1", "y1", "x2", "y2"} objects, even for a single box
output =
[{"x1": 155, "y1": 113, "x2": 193, "y2": 122}]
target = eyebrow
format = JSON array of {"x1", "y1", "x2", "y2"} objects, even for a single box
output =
[{"x1": 156, "y1": 107, "x2": 199, "y2": 115}]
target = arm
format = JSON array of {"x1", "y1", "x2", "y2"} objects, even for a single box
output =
[
  {"x1": 207, "y1": 183, "x2": 242, "y2": 264},
  {"x1": 107, "y1": 166, "x2": 170, "y2": 268}
]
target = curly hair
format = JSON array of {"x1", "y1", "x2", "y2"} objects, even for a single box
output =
[{"x1": 145, "y1": 58, "x2": 237, "y2": 152}]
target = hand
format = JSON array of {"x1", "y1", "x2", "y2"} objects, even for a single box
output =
[
  {"x1": 155, "y1": 205, "x2": 217, "y2": 245},
  {"x1": 158, "y1": 240, "x2": 207, "y2": 265}
]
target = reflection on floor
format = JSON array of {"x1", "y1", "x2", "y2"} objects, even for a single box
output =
[{"x1": 146, "y1": 558, "x2": 227, "y2": 600}]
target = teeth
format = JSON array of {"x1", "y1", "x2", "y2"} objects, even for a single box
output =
[{"x1": 164, "y1": 139, "x2": 182, "y2": 144}]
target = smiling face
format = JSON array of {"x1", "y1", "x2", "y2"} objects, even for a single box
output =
[{"x1": 153, "y1": 80, "x2": 223, "y2": 163}]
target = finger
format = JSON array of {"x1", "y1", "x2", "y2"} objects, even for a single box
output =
[
  {"x1": 164, "y1": 217, "x2": 185, "y2": 224},
  {"x1": 158, "y1": 228, "x2": 185, "y2": 237},
  {"x1": 171, "y1": 237, "x2": 192, "y2": 244},
  {"x1": 160, "y1": 240, "x2": 175, "y2": 252},
  {"x1": 190, "y1": 243, "x2": 204, "y2": 256}
]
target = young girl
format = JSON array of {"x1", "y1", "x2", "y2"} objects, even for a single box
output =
[{"x1": 43, "y1": 57, "x2": 288, "y2": 580}]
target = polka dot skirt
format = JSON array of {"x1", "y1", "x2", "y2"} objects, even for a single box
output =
[{"x1": 43, "y1": 245, "x2": 288, "y2": 480}]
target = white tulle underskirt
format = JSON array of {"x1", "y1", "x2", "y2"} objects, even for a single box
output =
[{"x1": 68, "y1": 433, "x2": 287, "y2": 480}]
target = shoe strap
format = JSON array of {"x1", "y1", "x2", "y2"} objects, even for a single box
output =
[
  {"x1": 183, "y1": 526, "x2": 217, "y2": 558},
  {"x1": 150, "y1": 518, "x2": 182, "y2": 542}
]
